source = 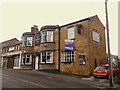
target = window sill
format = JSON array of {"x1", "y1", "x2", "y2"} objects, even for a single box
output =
[
  {"x1": 61, "y1": 62, "x2": 73, "y2": 64},
  {"x1": 21, "y1": 63, "x2": 32, "y2": 66},
  {"x1": 79, "y1": 64, "x2": 86, "y2": 65},
  {"x1": 68, "y1": 38, "x2": 76, "y2": 40},
  {"x1": 40, "y1": 63, "x2": 54, "y2": 65},
  {"x1": 22, "y1": 46, "x2": 34, "y2": 48},
  {"x1": 40, "y1": 42, "x2": 55, "y2": 44}
]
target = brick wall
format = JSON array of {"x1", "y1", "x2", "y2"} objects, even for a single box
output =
[{"x1": 58, "y1": 15, "x2": 107, "y2": 76}]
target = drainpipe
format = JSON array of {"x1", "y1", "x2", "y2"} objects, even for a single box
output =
[{"x1": 58, "y1": 25, "x2": 61, "y2": 72}]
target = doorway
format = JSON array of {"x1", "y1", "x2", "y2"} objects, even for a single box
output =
[
  {"x1": 94, "y1": 59, "x2": 97, "y2": 69},
  {"x1": 7, "y1": 57, "x2": 14, "y2": 68},
  {"x1": 35, "y1": 56, "x2": 39, "y2": 70}
]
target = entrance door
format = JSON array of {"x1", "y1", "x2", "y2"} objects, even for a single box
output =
[
  {"x1": 35, "y1": 56, "x2": 39, "y2": 69},
  {"x1": 94, "y1": 59, "x2": 97, "y2": 69},
  {"x1": 7, "y1": 57, "x2": 14, "y2": 68}
]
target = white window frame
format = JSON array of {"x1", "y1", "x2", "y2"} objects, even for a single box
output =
[
  {"x1": 22, "y1": 54, "x2": 31, "y2": 65},
  {"x1": 68, "y1": 27, "x2": 75, "y2": 39},
  {"x1": 47, "y1": 31, "x2": 53, "y2": 42},
  {"x1": 40, "y1": 52, "x2": 53, "y2": 64},
  {"x1": 26, "y1": 37, "x2": 33, "y2": 46},
  {"x1": 14, "y1": 56, "x2": 19, "y2": 67},
  {"x1": 46, "y1": 52, "x2": 53, "y2": 63},
  {"x1": 40, "y1": 52, "x2": 46, "y2": 63},
  {"x1": 9, "y1": 47, "x2": 15, "y2": 51},
  {"x1": 61, "y1": 51, "x2": 74, "y2": 63},
  {"x1": 25, "y1": 54, "x2": 31, "y2": 64}
]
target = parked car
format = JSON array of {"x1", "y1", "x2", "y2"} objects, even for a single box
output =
[{"x1": 93, "y1": 64, "x2": 119, "y2": 78}]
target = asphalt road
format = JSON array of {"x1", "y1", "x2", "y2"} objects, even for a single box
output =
[{"x1": 1, "y1": 68, "x2": 119, "y2": 90}]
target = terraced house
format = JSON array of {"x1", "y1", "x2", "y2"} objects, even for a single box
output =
[
  {"x1": 1, "y1": 15, "x2": 107, "y2": 76},
  {"x1": 1, "y1": 38, "x2": 22, "y2": 69}
]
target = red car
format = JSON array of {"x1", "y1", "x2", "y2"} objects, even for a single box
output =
[{"x1": 93, "y1": 64, "x2": 119, "y2": 78}]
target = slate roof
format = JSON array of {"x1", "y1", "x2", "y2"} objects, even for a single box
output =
[{"x1": 0, "y1": 38, "x2": 20, "y2": 48}]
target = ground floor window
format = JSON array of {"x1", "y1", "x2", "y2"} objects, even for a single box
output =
[
  {"x1": 79, "y1": 55, "x2": 86, "y2": 65},
  {"x1": 22, "y1": 54, "x2": 32, "y2": 65},
  {"x1": 61, "y1": 51, "x2": 74, "y2": 63},
  {"x1": 14, "y1": 56, "x2": 19, "y2": 67},
  {"x1": 40, "y1": 51, "x2": 53, "y2": 64},
  {"x1": 3, "y1": 58, "x2": 8, "y2": 68}
]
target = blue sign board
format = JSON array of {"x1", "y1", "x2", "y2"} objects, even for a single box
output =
[{"x1": 64, "y1": 39, "x2": 74, "y2": 50}]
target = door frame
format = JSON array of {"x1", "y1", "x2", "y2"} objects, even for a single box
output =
[{"x1": 35, "y1": 56, "x2": 39, "y2": 70}]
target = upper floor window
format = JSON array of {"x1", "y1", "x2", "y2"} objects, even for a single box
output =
[
  {"x1": 92, "y1": 31, "x2": 100, "y2": 43},
  {"x1": 41, "y1": 32, "x2": 46, "y2": 43},
  {"x1": 68, "y1": 27, "x2": 75, "y2": 39},
  {"x1": 2, "y1": 48, "x2": 7, "y2": 53},
  {"x1": 47, "y1": 31, "x2": 53, "y2": 42},
  {"x1": 22, "y1": 36, "x2": 33, "y2": 47},
  {"x1": 26, "y1": 37, "x2": 33, "y2": 46},
  {"x1": 9, "y1": 46, "x2": 15, "y2": 51},
  {"x1": 22, "y1": 36, "x2": 26, "y2": 47},
  {"x1": 35, "y1": 33, "x2": 41, "y2": 45},
  {"x1": 41, "y1": 31, "x2": 54, "y2": 43}
]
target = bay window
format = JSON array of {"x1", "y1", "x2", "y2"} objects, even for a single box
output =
[
  {"x1": 41, "y1": 32, "x2": 46, "y2": 43},
  {"x1": 35, "y1": 33, "x2": 41, "y2": 45},
  {"x1": 41, "y1": 31, "x2": 54, "y2": 43},
  {"x1": 47, "y1": 31, "x2": 53, "y2": 42}
]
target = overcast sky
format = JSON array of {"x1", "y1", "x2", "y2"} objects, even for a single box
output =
[{"x1": 0, "y1": 0, "x2": 118, "y2": 55}]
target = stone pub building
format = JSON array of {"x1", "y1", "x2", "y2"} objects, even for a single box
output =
[{"x1": 1, "y1": 15, "x2": 107, "y2": 76}]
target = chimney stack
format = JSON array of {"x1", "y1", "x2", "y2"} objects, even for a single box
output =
[{"x1": 31, "y1": 25, "x2": 39, "y2": 32}]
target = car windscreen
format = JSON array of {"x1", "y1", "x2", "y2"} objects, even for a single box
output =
[{"x1": 96, "y1": 66, "x2": 108, "y2": 70}]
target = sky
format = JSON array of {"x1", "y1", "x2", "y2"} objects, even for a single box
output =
[{"x1": 0, "y1": 0, "x2": 118, "y2": 56}]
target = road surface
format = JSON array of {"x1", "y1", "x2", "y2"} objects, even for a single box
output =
[{"x1": 1, "y1": 68, "x2": 119, "y2": 90}]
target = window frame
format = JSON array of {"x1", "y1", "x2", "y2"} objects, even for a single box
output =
[
  {"x1": 41, "y1": 31, "x2": 46, "y2": 43},
  {"x1": 22, "y1": 36, "x2": 26, "y2": 47},
  {"x1": 61, "y1": 51, "x2": 74, "y2": 63},
  {"x1": 22, "y1": 54, "x2": 32, "y2": 65},
  {"x1": 40, "y1": 51, "x2": 53, "y2": 64},
  {"x1": 68, "y1": 26, "x2": 75, "y2": 39},
  {"x1": 79, "y1": 55, "x2": 86, "y2": 65},
  {"x1": 35, "y1": 33, "x2": 41, "y2": 45},
  {"x1": 14, "y1": 56, "x2": 19, "y2": 67},
  {"x1": 47, "y1": 31, "x2": 53, "y2": 42},
  {"x1": 26, "y1": 37, "x2": 33, "y2": 46},
  {"x1": 8, "y1": 46, "x2": 15, "y2": 52}
]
